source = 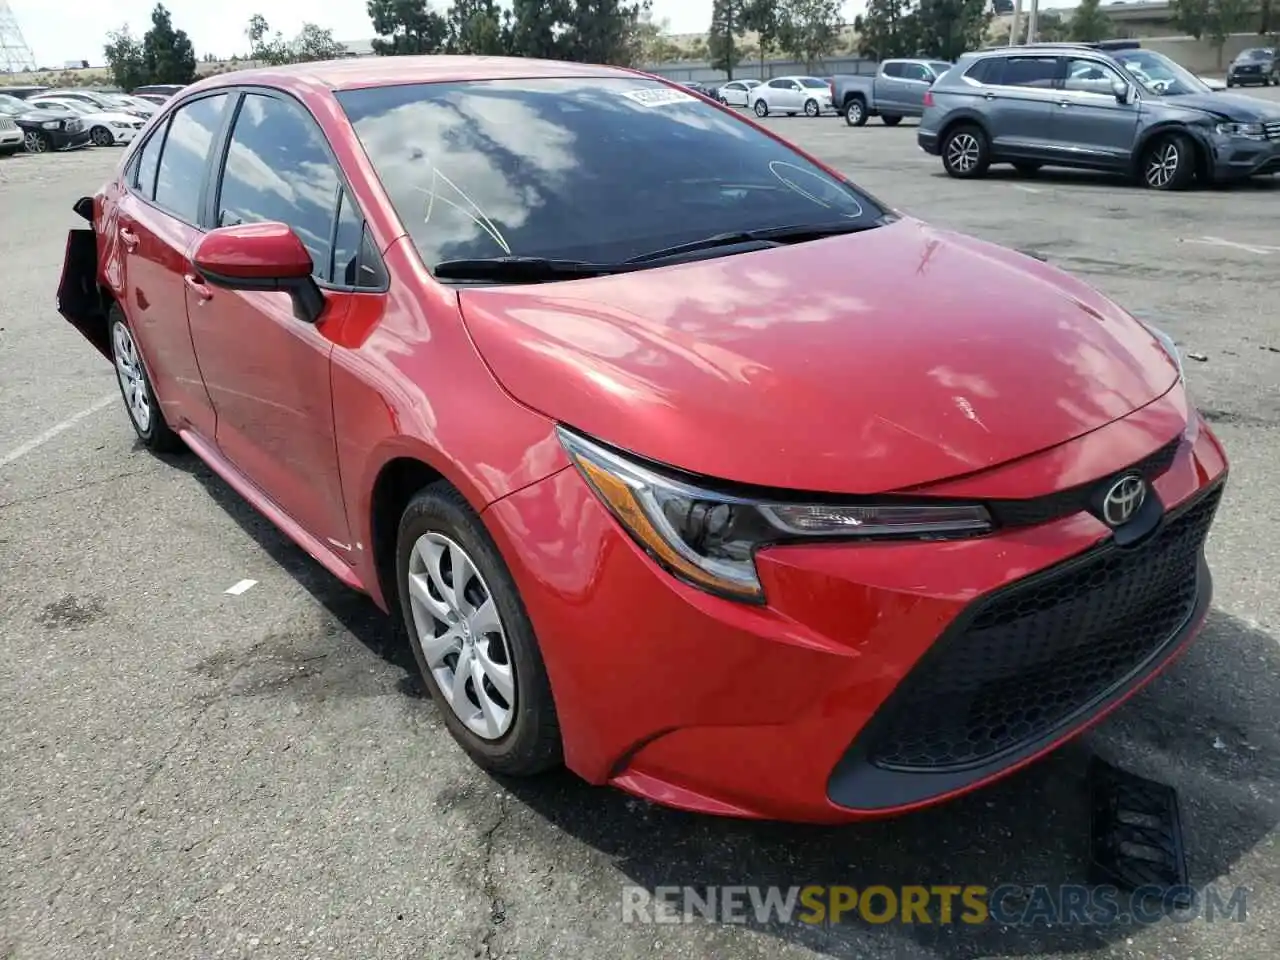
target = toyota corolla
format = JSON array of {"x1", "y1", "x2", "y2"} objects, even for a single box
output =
[{"x1": 56, "y1": 56, "x2": 1227, "y2": 823}]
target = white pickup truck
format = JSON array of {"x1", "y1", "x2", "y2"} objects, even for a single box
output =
[{"x1": 830, "y1": 58, "x2": 954, "y2": 126}]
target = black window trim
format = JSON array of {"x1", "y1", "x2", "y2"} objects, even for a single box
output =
[{"x1": 205, "y1": 84, "x2": 389, "y2": 295}]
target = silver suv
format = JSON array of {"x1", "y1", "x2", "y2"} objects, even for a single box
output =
[{"x1": 918, "y1": 43, "x2": 1280, "y2": 189}]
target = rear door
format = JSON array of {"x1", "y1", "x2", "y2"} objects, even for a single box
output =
[
  {"x1": 877, "y1": 62, "x2": 907, "y2": 110},
  {"x1": 186, "y1": 89, "x2": 369, "y2": 551},
  {"x1": 111, "y1": 92, "x2": 231, "y2": 440},
  {"x1": 895, "y1": 62, "x2": 935, "y2": 112},
  {"x1": 974, "y1": 55, "x2": 1063, "y2": 157}
]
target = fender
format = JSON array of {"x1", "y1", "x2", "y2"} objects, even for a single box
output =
[
  {"x1": 1131, "y1": 120, "x2": 1212, "y2": 175},
  {"x1": 936, "y1": 108, "x2": 994, "y2": 143}
]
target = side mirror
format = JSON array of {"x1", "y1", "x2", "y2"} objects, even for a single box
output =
[
  {"x1": 1112, "y1": 79, "x2": 1131, "y2": 104},
  {"x1": 192, "y1": 221, "x2": 325, "y2": 324}
]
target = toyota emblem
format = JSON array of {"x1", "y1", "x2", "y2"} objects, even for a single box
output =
[{"x1": 1101, "y1": 474, "x2": 1147, "y2": 527}]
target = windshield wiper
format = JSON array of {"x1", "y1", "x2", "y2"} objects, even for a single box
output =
[
  {"x1": 624, "y1": 220, "x2": 883, "y2": 264},
  {"x1": 433, "y1": 256, "x2": 634, "y2": 282}
]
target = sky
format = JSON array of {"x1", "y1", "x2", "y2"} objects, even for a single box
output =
[{"x1": 9, "y1": 0, "x2": 1073, "y2": 68}]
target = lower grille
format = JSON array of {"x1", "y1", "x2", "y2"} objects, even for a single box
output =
[
  {"x1": 0, "y1": 117, "x2": 14, "y2": 130},
  {"x1": 861, "y1": 483, "x2": 1222, "y2": 772},
  {"x1": 1264, "y1": 121, "x2": 1280, "y2": 141}
]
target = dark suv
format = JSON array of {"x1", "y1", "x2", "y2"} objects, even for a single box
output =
[
  {"x1": 0, "y1": 94, "x2": 92, "y2": 153},
  {"x1": 1227, "y1": 48, "x2": 1277, "y2": 87},
  {"x1": 918, "y1": 43, "x2": 1280, "y2": 189}
]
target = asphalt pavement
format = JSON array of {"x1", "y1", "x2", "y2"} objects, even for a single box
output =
[{"x1": 2, "y1": 94, "x2": 1280, "y2": 960}]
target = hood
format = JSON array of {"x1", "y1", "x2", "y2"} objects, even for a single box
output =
[
  {"x1": 458, "y1": 218, "x2": 1179, "y2": 495},
  {"x1": 10, "y1": 105, "x2": 64, "y2": 123},
  {"x1": 1161, "y1": 92, "x2": 1280, "y2": 121}
]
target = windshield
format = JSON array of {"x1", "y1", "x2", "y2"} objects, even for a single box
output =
[
  {"x1": 928, "y1": 61, "x2": 952, "y2": 76},
  {"x1": 798, "y1": 78, "x2": 827, "y2": 88},
  {"x1": 337, "y1": 77, "x2": 882, "y2": 271},
  {"x1": 34, "y1": 101, "x2": 76, "y2": 114},
  {"x1": 1241, "y1": 48, "x2": 1274, "y2": 60},
  {"x1": 1114, "y1": 50, "x2": 1211, "y2": 96},
  {"x1": 0, "y1": 94, "x2": 24, "y2": 115}
]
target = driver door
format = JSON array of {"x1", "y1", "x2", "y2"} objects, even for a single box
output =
[{"x1": 1052, "y1": 57, "x2": 1143, "y2": 167}]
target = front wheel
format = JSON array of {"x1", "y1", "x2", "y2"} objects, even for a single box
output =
[
  {"x1": 90, "y1": 126, "x2": 113, "y2": 147},
  {"x1": 844, "y1": 99, "x2": 867, "y2": 126},
  {"x1": 753, "y1": 99, "x2": 768, "y2": 118},
  {"x1": 23, "y1": 130, "x2": 49, "y2": 153},
  {"x1": 109, "y1": 306, "x2": 183, "y2": 452},
  {"x1": 397, "y1": 482, "x2": 562, "y2": 776},
  {"x1": 882, "y1": 115, "x2": 902, "y2": 127},
  {"x1": 1141, "y1": 133, "x2": 1195, "y2": 190},
  {"x1": 941, "y1": 125, "x2": 990, "y2": 179},
  {"x1": 804, "y1": 98, "x2": 820, "y2": 117}
]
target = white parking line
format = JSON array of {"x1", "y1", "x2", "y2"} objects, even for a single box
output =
[
  {"x1": 224, "y1": 579, "x2": 258, "y2": 596},
  {"x1": 0, "y1": 393, "x2": 117, "y2": 469},
  {"x1": 1012, "y1": 185, "x2": 1043, "y2": 194},
  {"x1": 1182, "y1": 236, "x2": 1280, "y2": 255}
]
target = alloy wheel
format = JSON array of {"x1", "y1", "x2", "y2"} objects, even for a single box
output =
[
  {"x1": 946, "y1": 133, "x2": 980, "y2": 173},
  {"x1": 90, "y1": 126, "x2": 113, "y2": 147},
  {"x1": 1145, "y1": 142, "x2": 1179, "y2": 188},
  {"x1": 24, "y1": 131, "x2": 46, "y2": 153},
  {"x1": 754, "y1": 100, "x2": 767, "y2": 117},
  {"x1": 846, "y1": 101, "x2": 863, "y2": 124},
  {"x1": 804, "y1": 99, "x2": 819, "y2": 117},
  {"x1": 111, "y1": 321, "x2": 152, "y2": 433},
  {"x1": 406, "y1": 531, "x2": 516, "y2": 740}
]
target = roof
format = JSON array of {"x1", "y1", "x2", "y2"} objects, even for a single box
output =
[{"x1": 191, "y1": 55, "x2": 644, "y2": 95}]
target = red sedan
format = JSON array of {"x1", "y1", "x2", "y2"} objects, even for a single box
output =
[{"x1": 57, "y1": 56, "x2": 1227, "y2": 824}]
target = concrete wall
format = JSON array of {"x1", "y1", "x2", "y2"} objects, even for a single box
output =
[
  {"x1": 641, "y1": 56, "x2": 877, "y2": 83},
  {"x1": 1142, "y1": 33, "x2": 1277, "y2": 73}
]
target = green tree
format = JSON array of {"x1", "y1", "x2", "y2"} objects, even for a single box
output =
[
  {"x1": 142, "y1": 4, "x2": 197, "y2": 85},
  {"x1": 777, "y1": 0, "x2": 842, "y2": 70},
  {"x1": 566, "y1": 0, "x2": 651, "y2": 66},
  {"x1": 446, "y1": 0, "x2": 511, "y2": 54},
  {"x1": 709, "y1": 0, "x2": 745, "y2": 78},
  {"x1": 1174, "y1": 0, "x2": 1250, "y2": 64},
  {"x1": 742, "y1": 0, "x2": 781, "y2": 79},
  {"x1": 367, "y1": 0, "x2": 450, "y2": 54},
  {"x1": 507, "y1": 0, "x2": 573, "y2": 58},
  {"x1": 104, "y1": 25, "x2": 148, "y2": 92},
  {"x1": 854, "y1": 0, "x2": 919, "y2": 59},
  {"x1": 294, "y1": 23, "x2": 347, "y2": 61},
  {"x1": 1070, "y1": 0, "x2": 1111, "y2": 40},
  {"x1": 1170, "y1": 0, "x2": 1210, "y2": 38}
]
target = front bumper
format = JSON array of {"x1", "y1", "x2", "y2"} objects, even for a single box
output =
[
  {"x1": 46, "y1": 127, "x2": 92, "y2": 150},
  {"x1": 483, "y1": 394, "x2": 1227, "y2": 824},
  {"x1": 0, "y1": 130, "x2": 21, "y2": 149},
  {"x1": 1209, "y1": 130, "x2": 1280, "y2": 179},
  {"x1": 1228, "y1": 69, "x2": 1273, "y2": 84}
]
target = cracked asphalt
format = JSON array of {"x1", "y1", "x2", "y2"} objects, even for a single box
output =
[{"x1": 2, "y1": 95, "x2": 1280, "y2": 960}]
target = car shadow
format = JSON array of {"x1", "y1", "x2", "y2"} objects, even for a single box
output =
[
  {"x1": 972, "y1": 166, "x2": 1280, "y2": 192},
  {"x1": 161, "y1": 447, "x2": 1279, "y2": 957}
]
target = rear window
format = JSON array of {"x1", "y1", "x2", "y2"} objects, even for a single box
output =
[{"x1": 337, "y1": 77, "x2": 882, "y2": 269}]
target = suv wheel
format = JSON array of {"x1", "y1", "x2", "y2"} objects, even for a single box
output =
[
  {"x1": 941, "y1": 125, "x2": 990, "y2": 179},
  {"x1": 844, "y1": 99, "x2": 867, "y2": 126},
  {"x1": 1141, "y1": 133, "x2": 1195, "y2": 190}
]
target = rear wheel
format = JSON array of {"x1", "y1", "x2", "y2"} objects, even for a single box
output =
[
  {"x1": 804, "y1": 98, "x2": 820, "y2": 117},
  {"x1": 844, "y1": 98, "x2": 867, "y2": 126},
  {"x1": 941, "y1": 124, "x2": 990, "y2": 179},
  {"x1": 1141, "y1": 133, "x2": 1195, "y2": 190},
  {"x1": 90, "y1": 125, "x2": 113, "y2": 147},
  {"x1": 108, "y1": 305, "x2": 183, "y2": 452},
  {"x1": 882, "y1": 114, "x2": 902, "y2": 126},
  {"x1": 397, "y1": 482, "x2": 562, "y2": 776},
  {"x1": 23, "y1": 130, "x2": 49, "y2": 153},
  {"x1": 753, "y1": 99, "x2": 768, "y2": 118}
]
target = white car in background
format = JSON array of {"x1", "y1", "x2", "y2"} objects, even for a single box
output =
[
  {"x1": 717, "y1": 78, "x2": 762, "y2": 107},
  {"x1": 26, "y1": 96, "x2": 144, "y2": 146},
  {"x1": 750, "y1": 75, "x2": 834, "y2": 118}
]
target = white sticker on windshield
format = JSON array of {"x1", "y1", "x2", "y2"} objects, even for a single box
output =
[{"x1": 622, "y1": 87, "x2": 697, "y2": 107}]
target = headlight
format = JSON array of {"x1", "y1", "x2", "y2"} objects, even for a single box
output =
[
  {"x1": 559, "y1": 427, "x2": 992, "y2": 602},
  {"x1": 41, "y1": 120, "x2": 61, "y2": 129},
  {"x1": 1137, "y1": 319, "x2": 1184, "y2": 383},
  {"x1": 1216, "y1": 121, "x2": 1265, "y2": 139}
]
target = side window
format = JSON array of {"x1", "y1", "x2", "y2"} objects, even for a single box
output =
[
  {"x1": 767, "y1": 78, "x2": 790, "y2": 89},
  {"x1": 883, "y1": 62, "x2": 904, "y2": 79},
  {"x1": 1003, "y1": 57, "x2": 1061, "y2": 89},
  {"x1": 1064, "y1": 58, "x2": 1124, "y2": 94},
  {"x1": 965, "y1": 59, "x2": 1000, "y2": 85},
  {"x1": 154, "y1": 94, "x2": 229, "y2": 222},
  {"x1": 216, "y1": 93, "x2": 341, "y2": 282},
  {"x1": 901, "y1": 64, "x2": 931, "y2": 83},
  {"x1": 132, "y1": 124, "x2": 166, "y2": 199}
]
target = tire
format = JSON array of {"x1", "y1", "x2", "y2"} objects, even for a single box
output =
[
  {"x1": 397, "y1": 481, "x2": 562, "y2": 776},
  {"x1": 753, "y1": 99, "x2": 768, "y2": 118},
  {"x1": 882, "y1": 115, "x2": 902, "y2": 126},
  {"x1": 804, "y1": 98, "x2": 820, "y2": 117},
  {"x1": 108, "y1": 305, "x2": 183, "y2": 453},
  {"x1": 941, "y1": 124, "x2": 990, "y2": 179},
  {"x1": 844, "y1": 98, "x2": 867, "y2": 126},
  {"x1": 1140, "y1": 133, "x2": 1195, "y2": 190},
  {"x1": 90, "y1": 125, "x2": 113, "y2": 147},
  {"x1": 23, "y1": 130, "x2": 49, "y2": 153},
  {"x1": 1013, "y1": 161, "x2": 1042, "y2": 176}
]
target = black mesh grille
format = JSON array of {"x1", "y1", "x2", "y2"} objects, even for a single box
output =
[
  {"x1": 862, "y1": 483, "x2": 1222, "y2": 771},
  {"x1": 987, "y1": 437, "x2": 1181, "y2": 529}
]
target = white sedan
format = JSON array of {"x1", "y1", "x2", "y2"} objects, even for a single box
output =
[
  {"x1": 750, "y1": 76, "x2": 834, "y2": 118},
  {"x1": 717, "y1": 79, "x2": 762, "y2": 107},
  {"x1": 26, "y1": 96, "x2": 145, "y2": 146}
]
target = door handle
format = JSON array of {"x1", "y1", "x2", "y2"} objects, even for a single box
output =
[
  {"x1": 1058, "y1": 101, "x2": 1070, "y2": 108},
  {"x1": 119, "y1": 227, "x2": 139, "y2": 251},
  {"x1": 984, "y1": 93, "x2": 995, "y2": 100},
  {"x1": 184, "y1": 274, "x2": 213, "y2": 301}
]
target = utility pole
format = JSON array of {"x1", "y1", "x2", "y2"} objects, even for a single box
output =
[
  {"x1": 1026, "y1": 0, "x2": 1039, "y2": 43},
  {"x1": 1010, "y1": 0, "x2": 1022, "y2": 46},
  {"x1": 0, "y1": 0, "x2": 38, "y2": 73}
]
